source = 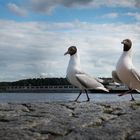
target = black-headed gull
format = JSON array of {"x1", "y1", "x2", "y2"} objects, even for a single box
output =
[
  {"x1": 112, "y1": 39, "x2": 140, "y2": 101},
  {"x1": 64, "y1": 46, "x2": 109, "y2": 102}
]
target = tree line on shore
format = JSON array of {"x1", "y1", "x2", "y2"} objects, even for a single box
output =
[
  {"x1": 0, "y1": 78, "x2": 70, "y2": 87},
  {"x1": 0, "y1": 77, "x2": 113, "y2": 87}
]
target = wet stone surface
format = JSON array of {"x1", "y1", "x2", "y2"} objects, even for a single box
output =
[{"x1": 0, "y1": 101, "x2": 140, "y2": 140}]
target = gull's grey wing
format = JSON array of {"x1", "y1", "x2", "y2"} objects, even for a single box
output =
[
  {"x1": 131, "y1": 68, "x2": 140, "y2": 82},
  {"x1": 77, "y1": 70, "x2": 104, "y2": 84},
  {"x1": 76, "y1": 74, "x2": 109, "y2": 92},
  {"x1": 95, "y1": 77, "x2": 104, "y2": 83},
  {"x1": 112, "y1": 70, "x2": 122, "y2": 83}
]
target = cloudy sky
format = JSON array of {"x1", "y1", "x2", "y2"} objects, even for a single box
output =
[{"x1": 0, "y1": 0, "x2": 140, "y2": 81}]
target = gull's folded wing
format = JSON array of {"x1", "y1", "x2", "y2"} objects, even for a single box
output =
[
  {"x1": 76, "y1": 74, "x2": 109, "y2": 92},
  {"x1": 131, "y1": 68, "x2": 140, "y2": 82},
  {"x1": 112, "y1": 70, "x2": 122, "y2": 83}
]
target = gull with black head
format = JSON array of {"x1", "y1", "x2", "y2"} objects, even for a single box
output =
[
  {"x1": 112, "y1": 39, "x2": 140, "y2": 101},
  {"x1": 64, "y1": 46, "x2": 109, "y2": 102}
]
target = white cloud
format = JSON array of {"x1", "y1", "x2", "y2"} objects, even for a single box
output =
[
  {"x1": 7, "y1": 3, "x2": 27, "y2": 16},
  {"x1": 0, "y1": 19, "x2": 140, "y2": 81},
  {"x1": 126, "y1": 12, "x2": 140, "y2": 21},
  {"x1": 8, "y1": 0, "x2": 140, "y2": 15},
  {"x1": 90, "y1": 0, "x2": 140, "y2": 8},
  {"x1": 102, "y1": 13, "x2": 118, "y2": 19}
]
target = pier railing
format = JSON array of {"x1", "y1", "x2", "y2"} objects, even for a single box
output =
[
  {"x1": 0, "y1": 84, "x2": 130, "y2": 93},
  {"x1": 6, "y1": 85, "x2": 77, "y2": 90}
]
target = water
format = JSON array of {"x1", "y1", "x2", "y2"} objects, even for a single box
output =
[{"x1": 0, "y1": 93, "x2": 140, "y2": 103}]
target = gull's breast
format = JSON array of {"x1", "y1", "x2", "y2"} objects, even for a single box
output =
[{"x1": 116, "y1": 56, "x2": 132, "y2": 87}]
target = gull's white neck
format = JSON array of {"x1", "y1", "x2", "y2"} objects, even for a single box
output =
[
  {"x1": 67, "y1": 52, "x2": 81, "y2": 73},
  {"x1": 122, "y1": 48, "x2": 132, "y2": 58},
  {"x1": 118, "y1": 48, "x2": 133, "y2": 69}
]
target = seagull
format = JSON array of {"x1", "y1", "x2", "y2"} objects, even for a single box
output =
[
  {"x1": 64, "y1": 46, "x2": 109, "y2": 102},
  {"x1": 112, "y1": 39, "x2": 140, "y2": 101}
]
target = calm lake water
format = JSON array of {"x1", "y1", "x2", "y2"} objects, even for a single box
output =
[{"x1": 0, "y1": 93, "x2": 140, "y2": 103}]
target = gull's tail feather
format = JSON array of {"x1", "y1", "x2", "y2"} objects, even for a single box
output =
[{"x1": 95, "y1": 87, "x2": 109, "y2": 92}]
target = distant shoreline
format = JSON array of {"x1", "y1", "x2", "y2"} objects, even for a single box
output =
[
  {"x1": 0, "y1": 88, "x2": 138, "y2": 94},
  {"x1": 0, "y1": 84, "x2": 139, "y2": 93},
  {"x1": 2, "y1": 77, "x2": 138, "y2": 94}
]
